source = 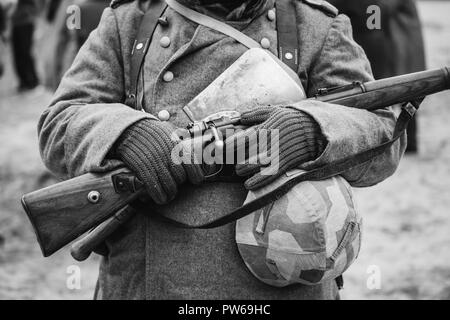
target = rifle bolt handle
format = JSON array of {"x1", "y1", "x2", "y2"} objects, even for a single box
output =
[
  {"x1": 215, "y1": 140, "x2": 224, "y2": 154},
  {"x1": 87, "y1": 191, "x2": 101, "y2": 204}
]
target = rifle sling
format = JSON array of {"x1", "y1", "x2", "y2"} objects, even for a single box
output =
[{"x1": 132, "y1": 104, "x2": 416, "y2": 229}]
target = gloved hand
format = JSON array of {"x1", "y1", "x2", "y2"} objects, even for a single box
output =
[
  {"x1": 115, "y1": 119, "x2": 205, "y2": 205},
  {"x1": 226, "y1": 106, "x2": 327, "y2": 190}
]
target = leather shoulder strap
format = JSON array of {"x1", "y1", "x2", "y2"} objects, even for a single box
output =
[
  {"x1": 276, "y1": 0, "x2": 299, "y2": 72},
  {"x1": 166, "y1": 0, "x2": 301, "y2": 74},
  {"x1": 165, "y1": 0, "x2": 303, "y2": 87},
  {"x1": 129, "y1": 0, "x2": 168, "y2": 109},
  {"x1": 110, "y1": 0, "x2": 134, "y2": 9},
  {"x1": 129, "y1": 0, "x2": 304, "y2": 107},
  {"x1": 165, "y1": 0, "x2": 261, "y2": 49}
]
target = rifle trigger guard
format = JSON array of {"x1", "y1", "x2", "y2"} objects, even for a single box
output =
[{"x1": 112, "y1": 173, "x2": 143, "y2": 194}]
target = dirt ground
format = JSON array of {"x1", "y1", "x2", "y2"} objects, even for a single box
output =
[{"x1": 0, "y1": 1, "x2": 449, "y2": 300}]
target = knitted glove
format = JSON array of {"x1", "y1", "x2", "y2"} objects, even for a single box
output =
[
  {"x1": 116, "y1": 119, "x2": 204, "y2": 205},
  {"x1": 226, "y1": 106, "x2": 327, "y2": 190}
]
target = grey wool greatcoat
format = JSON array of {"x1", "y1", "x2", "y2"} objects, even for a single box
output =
[{"x1": 38, "y1": 0, "x2": 406, "y2": 300}]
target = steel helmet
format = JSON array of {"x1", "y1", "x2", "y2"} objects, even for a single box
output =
[{"x1": 236, "y1": 172, "x2": 362, "y2": 287}]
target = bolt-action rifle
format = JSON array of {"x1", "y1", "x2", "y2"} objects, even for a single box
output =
[{"x1": 21, "y1": 50, "x2": 450, "y2": 260}]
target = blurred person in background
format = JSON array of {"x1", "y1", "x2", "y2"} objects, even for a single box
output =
[
  {"x1": 74, "y1": 0, "x2": 110, "y2": 47},
  {"x1": 11, "y1": 0, "x2": 40, "y2": 91},
  {"x1": 0, "y1": 0, "x2": 18, "y2": 78},
  {"x1": 0, "y1": 3, "x2": 6, "y2": 77},
  {"x1": 42, "y1": 0, "x2": 109, "y2": 91},
  {"x1": 329, "y1": 0, "x2": 426, "y2": 153},
  {"x1": 45, "y1": 0, "x2": 60, "y2": 22}
]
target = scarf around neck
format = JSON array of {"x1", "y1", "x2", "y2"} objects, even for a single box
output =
[{"x1": 176, "y1": 0, "x2": 269, "y2": 21}]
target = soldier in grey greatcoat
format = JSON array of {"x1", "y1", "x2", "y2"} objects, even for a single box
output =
[{"x1": 38, "y1": 0, "x2": 406, "y2": 300}]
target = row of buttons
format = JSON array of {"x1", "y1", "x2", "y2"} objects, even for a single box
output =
[
  {"x1": 158, "y1": 16, "x2": 174, "y2": 84},
  {"x1": 262, "y1": 9, "x2": 275, "y2": 49},
  {"x1": 148, "y1": 8, "x2": 279, "y2": 122},
  {"x1": 158, "y1": 7, "x2": 279, "y2": 82}
]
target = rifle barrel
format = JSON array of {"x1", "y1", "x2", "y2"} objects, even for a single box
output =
[{"x1": 316, "y1": 67, "x2": 450, "y2": 110}]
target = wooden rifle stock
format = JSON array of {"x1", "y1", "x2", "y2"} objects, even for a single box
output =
[
  {"x1": 70, "y1": 205, "x2": 136, "y2": 261},
  {"x1": 21, "y1": 169, "x2": 144, "y2": 257},
  {"x1": 21, "y1": 67, "x2": 450, "y2": 259}
]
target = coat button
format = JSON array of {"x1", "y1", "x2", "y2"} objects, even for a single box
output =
[
  {"x1": 136, "y1": 42, "x2": 144, "y2": 50},
  {"x1": 260, "y1": 38, "x2": 271, "y2": 49},
  {"x1": 158, "y1": 110, "x2": 171, "y2": 121},
  {"x1": 285, "y1": 52, "x2": 294, "y2": 60},
  {"x1": 160, "y1": 36, "x2": 171, "y2": 48},
  {"x1": 267, "y1": 9, "x2": 276, "y2": 21},
  {"x1": 163, "y1": 71, "x2": 174, "y2": 82}
]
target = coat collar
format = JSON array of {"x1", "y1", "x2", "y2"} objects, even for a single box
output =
[{"x1": 176, "y1": 0, "x2": 271, "y2": 22}]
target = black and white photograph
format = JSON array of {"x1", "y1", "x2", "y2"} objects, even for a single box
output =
[{"x1": 0, "y1": 0, "x2": 449, "y2": 304}]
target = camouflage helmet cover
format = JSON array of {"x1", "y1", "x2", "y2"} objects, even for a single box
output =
[{"x1": 236, "y1": 171, "x2": 362, "y2": 287}]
